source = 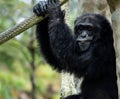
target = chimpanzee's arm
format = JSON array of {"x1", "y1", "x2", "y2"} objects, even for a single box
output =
[
  {"x1": 33, "y1": 0, "x2": 90, "y2": 76},
  {"x1": 33, "y1": 2, "x2": 62, "y2": 71}
]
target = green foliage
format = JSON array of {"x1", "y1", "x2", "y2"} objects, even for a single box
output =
[
  {"x1": 0, "y1": 0, "x2": 61, "y2": 99},
  {"x1": 0, "y1": 0, "x2": 29, "y2": 32},
  {"x1": 0, "y1": 51, "x2": 14, "y2": 67},
  {"x1": 0, "y1": 0, "x2": 78, "y2": 99},
  {"x1": 0, "y1": 40, "x2": 29, "y2": 70},
  {"x1": 0, "y1": 71, "x2": 27, "y2": 99}
]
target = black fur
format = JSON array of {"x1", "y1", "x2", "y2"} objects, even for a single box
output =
[{"x1": 33, "y1": 0, "x2": 118, "y2": 99}]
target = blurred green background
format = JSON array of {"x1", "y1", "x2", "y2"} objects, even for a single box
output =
[{"x1": 0, "y1": 0, "x2": 78, "y2": 99}]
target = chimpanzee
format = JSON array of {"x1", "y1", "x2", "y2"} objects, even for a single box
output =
[{"x1": 33, "y1": 0, "x2": 118, "y2": 99}]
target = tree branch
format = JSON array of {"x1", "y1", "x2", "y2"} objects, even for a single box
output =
[{"x1": 0, "y1": 0, "x2": 68, "y2": 45}]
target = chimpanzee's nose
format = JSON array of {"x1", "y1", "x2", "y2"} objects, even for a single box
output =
[{"x1": 80, "y1": 32, "x2": 88, "y2": 38}]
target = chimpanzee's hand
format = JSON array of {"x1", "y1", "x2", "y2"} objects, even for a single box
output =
[
  {"x1": 33, "y1": 0, "x2": 48, "y2": 16},
  {"x1": 33, "y1": 0, "x2": 65, "y2": 20},
  {"x1": 47, "y1": 0, "x2": 65, "y2": 20}
]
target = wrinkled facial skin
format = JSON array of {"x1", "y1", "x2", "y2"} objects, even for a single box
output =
[{"x1": 74, "y1": 17, "x2": 101, "y2": 52}]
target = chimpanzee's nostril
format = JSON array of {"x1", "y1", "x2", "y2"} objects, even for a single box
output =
[
  {"x1": 81, "y1": 34, "x2": 86, "y2": 38},
  {"x1": 80, "y1": 32, "x2": 88, "y2": 38}
]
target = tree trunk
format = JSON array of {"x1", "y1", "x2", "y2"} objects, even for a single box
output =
[
  {"x1": 77, "y1": 0, "x2": 111, "y2": 21},
  {"x1": 107, "y1": 0, "x2": 120, "y2": 98},
  {"x1": 60, "y1": 1, "x2": 78, "y2": 98}
]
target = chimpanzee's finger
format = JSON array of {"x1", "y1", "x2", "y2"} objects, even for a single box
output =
[{"x1": 33, "y1": 3, "x2": 42, "y2": 15}]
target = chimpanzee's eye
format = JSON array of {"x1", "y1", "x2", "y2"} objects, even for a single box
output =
[
  {"x1": 78, "y1": 25, "x2": 84, "y2": 30},
  {"x1": 87, "y1": 26, "x2": 93, "y2": 31}
]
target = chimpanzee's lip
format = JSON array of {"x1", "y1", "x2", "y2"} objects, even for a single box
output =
[{"x1": 77, "y1": 41, "x2": 91, "y2": 51}]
